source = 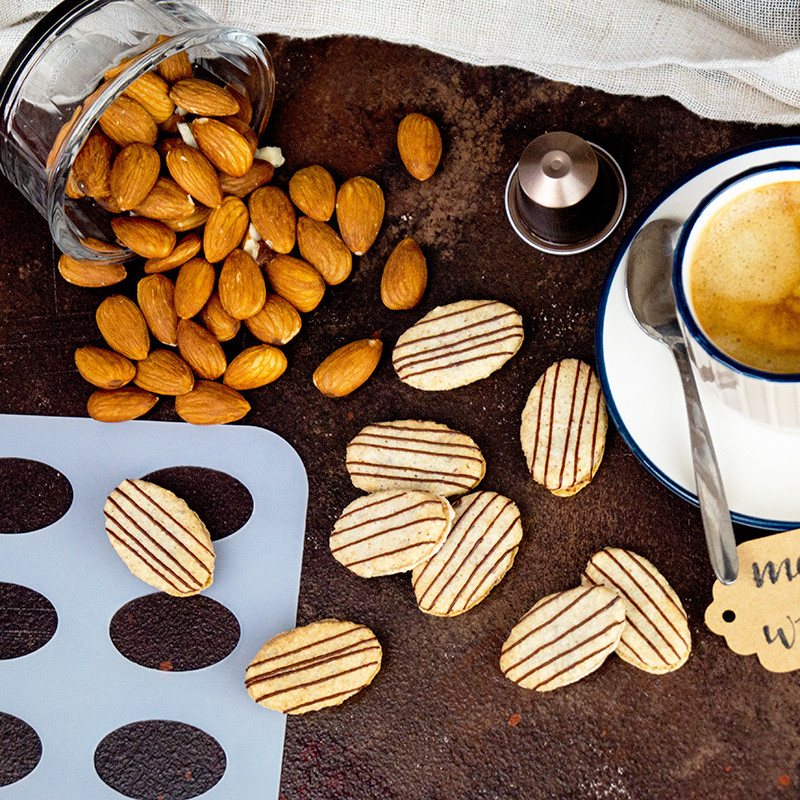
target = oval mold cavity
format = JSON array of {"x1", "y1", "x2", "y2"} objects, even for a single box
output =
[
  {"x1": 140, "y1": 466, "x2": 253, "y2": 540},
  {"x1": 109, "y1": 593, "x2": 240, "y2": 671},
  {"x1": 0, "y1": 458, "x2": 73, "y2": 533},
  {"x1": 0, "y1": 713, "x2": 42, "y2": 787},
  {"x1": 0, "y1": 583, "x2": 58, "y2": 660},
  {"x1": 95, "y1": 719, "x2": 226, "y2": 800}
]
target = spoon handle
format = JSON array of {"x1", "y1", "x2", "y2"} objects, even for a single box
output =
[{"x1": 671, "y1": 340, "x2": 739, "y2": 584}]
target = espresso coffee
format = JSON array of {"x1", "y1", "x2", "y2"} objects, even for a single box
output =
[{"x1": 688, "y1": 180, "x2": 800, "y2": 373}]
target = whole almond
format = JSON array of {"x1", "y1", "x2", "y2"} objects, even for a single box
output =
[
  {"x1": 226, "y1": 84, "x2": 253, "y2": 124},
  {"x1": 110, "y1": 142, "x2": 160, "y2": 211},
  {"x1": 174, "y1": 257, "x2": 216, "y2": 319},
  {"x1": 177, "y1": 318, "x2": 227, "y2": 379},
  {"x1": 166, "y1": 143, "x2": 223, "y2": 208},
  {"x1": 380, "y1": 238, "x2": 427, "y2": 310},
  {"x1": 220, "y1": 116, "x2": 257, "y2": 154},
  {"x1": 159, "y1": 113, "x2": 183, "y2": 136},
  {"x1": 312, "y1": 339, "x2": 383, "y2": 397},
  {"x1": 123, "y1": 71, "x2": 174, "y2": 123},
  {"x1": 157, "y1": 50, "x2": 192, "y2": 83},
  {"x1": 112, "y1": 216, "x2": 175, "y2": 258},
  {"x1": 65, "y1": 170, "x2": 85, "y2": 199},
  {"x1": 264, "y1": 255, "x2": 325, "y2": 313},
  {"x1": 397, "y1": 113, "x2": 442, "y2": 180},
  {"x1": 134, "y1": 349, "x2": 194, "y2": 395},
  {"x1": 175, "y1": 380, "x2": 250, "y2": 425},
  {"x1": 248, "y1": 186, "x2": 296, "y2": 254},
  {"x1": 72, "y1": 129, "x2": 115, "y2": 198},
  {"x1": 201, "y1": 293, "x2": 241, "y2": 342},
  {"x1": 75, "y1": 346, "x2": 136, "y2": 389},
  {"x1": 98, "y1": 95, "x2": 158, "y2": 147},
  {"x1": 224, "y1": 345, "x2": 287, "y2": 391},
  {"x1": 133, "y1": 176, "x2": 195, "y2": 220},
  {"x1": 289, "y1": 165, "x2": 336, "y2": 222},
  {"x1": 296, "y1": 217, "x2": 352, "y2": 285},
  {"x1": 168, "y1": 78, "x2": 239, "y2": 116},
  {"x1": 80, "y1": 237, "x2": 126, "y2": 256},
  {"x1": 335, "y1": 176, "x2": 385, "y2": 255},
  {"x1": 157, "y1": 135, "x2": 182, "y2": 158},
  {"x1": 94, "y1": 193, "x2": 122, "y2": 213},
  {"x1": 244, "y1": 294, "x2": 301, "y2": 345},
  {"x1": 104, "y1": 56, "x2": 134, "y2": 81},
  {"x1": 58, "y1": 254, "x2": 126, "y2": 287},
  {"x1": 88, "y1": 387, "x2": 158, "y2": 422},
  {"x1": 219, "y1": 159, "x2": 274, "y2": 198},
  {"x1": 96, "y1": 295, "x2": 151, "y2": 360},
  {"x1": 144, "y1": 232, "x2": 202, "y2": 273},
  {"x1": 192, "y1": 118, "x2": 253, "y2": 177},
  {"x1": 165, "y1": 206, "x2": 211, "y2": 232},
  {"x1": 203, "y1": 195, "x2": 248, "y2": 262},
  {"x1": 137, "y1": 274, "x2": 179, "y2": 346},
  {"x1": 218, "y1": 249, "x2": 266, "y2": 320}
]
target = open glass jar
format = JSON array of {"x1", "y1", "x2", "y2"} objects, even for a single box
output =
[{"x1": 0, "y1": 0, "x2": 275, "y2": 262}]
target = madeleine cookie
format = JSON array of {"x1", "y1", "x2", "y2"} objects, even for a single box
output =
[
  {"x1": 330, "y1": 490, "x2": 453, "y2": 578},
  {"x1": 582, "y1": 547, "x2": 691, "y2": 674},
  {"x1": 392, "y1": 299, "x2": 524, "y2": 390},
  {"x1": 104, "y1": 478, "x2": 214, "y2": 596},
  {"x1": 500, "y1": 585, "x2": 624, "y2": 691},
  {"x1": 346, "y1": 419, "x2": 486, "y2": 497},
  {"x1": 520, "y1": 358, "x2": 607, "y2": 497},
  {"x1": 246, "y1": 619, "x2": 382, "y2": 714},
  {"x1": 413, "y1": 491, "x2": 523, "y2": 616}
]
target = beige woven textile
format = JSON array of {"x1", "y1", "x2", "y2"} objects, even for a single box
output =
[{"x1": 2, "y1": 0, "x2": 800, "y2": 123}]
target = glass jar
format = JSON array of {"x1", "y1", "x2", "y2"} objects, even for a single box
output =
[{"x1": 0, "y1": 0, "x2": 275, "y2": 262}]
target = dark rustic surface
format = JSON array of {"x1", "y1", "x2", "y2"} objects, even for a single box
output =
[{"x1": 1, "y1": 32, "x2": 798, "y2": 800}]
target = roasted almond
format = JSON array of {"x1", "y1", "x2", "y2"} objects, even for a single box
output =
[
  {"x1": 166, "y1": 142, "x2": 223, "y2": 208},
  {"x1": 80, "y1": 237, "x2": 126, "y2": 256},
  {"x1": 94, "y1": 193, "x2": 122, "y2": 213},
  {"x1": 137, "y1": 274, "x2": 179, "y2": 346},
  {"x1": 168, "y1": 78, "x2": 239, "y2": 116},
  {"x1": 133, "y1": 176, "x2": 195, "y2": 220},
  {"x1": 134, "y1": 349, "x2": 194, "y2": 395},
  {"x1": 174, "y1": 257, "x2": 216, "y2": 319},
  {"x1": 203, "y1": 195, "x2": 248, "y2": 262},
  {"x1": 157, "y1": 50, "x2": 192, "y2": 83},
  {"x1": 88, "y1": 386, "x2": 158, "y2": 422},
  {"x1": 192, "y1": 117, "x2": 253, "y2": 177},
  {"x1": 224, "y1": 344, "x2": 287, "y2": 390},
  {"x1": 123, "y1": 70, "x2": 174, "y2": 123},
  {"x1": 248, "y1": 186, "x2": 296, "y2": 254},
  {"x1": 176, "y1": 318, "x2": 226, "y2": 379},
  {"x1": 397, "y1": 113, "x2": 442, "y2": 180},
  {"x1": 156, "y1": 134, "x2": 183, "y2": 158},
  {"x1": 104, "y1": 56, "x2": 134, "y2": 82},
  {"x1": 175, "y1": 380, "x2": 250, "y2": 425},
  {"x1": 58, "y1": 253, "x2": 126, "y2": 287},
  {"x1": 244, "y1": 294, "x2": 301, "y2": 345},
  {"x1": 72, "y1": 129, "x2": 115, "y2": 198},
  {"x1": 264, "y1": 254, "x2": 325, "y2": 313},
  {"x1": 98, "y1": 95, "x2": 158, "y2": 147},
  {"x1": 289, "y1": 165, "x2": 336, "y2": 222},
  {"x1": 65, "y1": 170, "x2": 85, "y2": 199},
  {"x1": 335, "y1": 176, "x2": 385, "y2": 255},
  {"x1": 112, "y1": 216, "x2": 176, "y2": 258},
  {"x1": 75, "y1": 346, "x2": 136, "y2": 389},
  {"x1": 143, "y1": 232, "x2": 202, "y2": 273},
  {"x1": 164, "y1": 206, "x2": 211, "y2": 232},
  {"x1": 96, "y1": 295, "x2": 151, "y2": 360},
  {"x1": 313, "y1": 339, "x2": 383, "y2": 397},
  {"x1": 219, "y1": 159, "x2": 274, "y2": 198},
  {"x1": 110, "y1": 142, "x2": 160, "y2": 211},
  {"x1": 226, "y1": 84, "x2": 253, "y2": 124},
  {"x1": 296, "y1": 216, "x2": 352, "y2": 285},
  {"x1": 201, "y1": 293, "x2": 241, "y2": 342},
  {"x1": 218, "y1": 248, "x2": 266, "y2": 320},
  {"x1": 380, "y1": 237, "x2": 427, "y2": 310},
  {"x1": 220, "y1": 115, "x2": 257, "y2": 154}
]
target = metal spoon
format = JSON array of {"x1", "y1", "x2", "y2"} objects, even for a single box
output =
[{"x1": 626, "y1": 217, "x2": 738, "y2": 584}]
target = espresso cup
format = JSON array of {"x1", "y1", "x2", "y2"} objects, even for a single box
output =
[{"x1": 673, "y1": 162, "x2": 800, "y2": 431}]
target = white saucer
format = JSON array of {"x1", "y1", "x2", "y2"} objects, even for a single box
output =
[{"x1": 596, "y1": 138, "x2": 800, "y2": 531}]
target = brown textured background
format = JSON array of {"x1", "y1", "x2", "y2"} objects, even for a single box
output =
[{"x1": 1, "y1": 32, "x2": 799, "y2": 799}]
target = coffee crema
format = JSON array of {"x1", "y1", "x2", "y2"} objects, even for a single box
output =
[{"x1": 688, "y1": 181, "x2": 800, "y2": 373}]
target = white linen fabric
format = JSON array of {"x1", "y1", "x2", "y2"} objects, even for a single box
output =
[{"x1": 1, "y1": 0, "x2": 800, "y2": 124}]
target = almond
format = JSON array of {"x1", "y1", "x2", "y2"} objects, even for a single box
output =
[
  {"x1": 174, "y1": 257, "x2": 216, "y2": 319},
  {"x1": 397, "y1": 113, "x2": 442, "y2": 180},
  {"x1": 112, "y1": 216, "x2": 176, "y2": 258},
  {"x1": 264, "y1": 254, "x2": 325, "y2": 313},
  {"x1": 248, "y1": 186, "x2": 296, "y2": 254},
  {"x1": 296, "y1": 217, "x2": 352, "y2": 285},
  {"x1": 224, "y1": 345, "x2": 287, "y2": 390},
  {"x1": 380, "y1": 238, "x2": 427, "y2": 310},
  {"x1": 174, "y1": 380, "x2": 250, "y2": 425},
  {"x1": 144, "y1": 232, "x2": 202, "y2": 273},
  {"x1": 134, "y1": 349, "x2": 195, "y2": 395},
  {"x1": 75, "y1": 346, "x2": 136, "y2": 389},
  {"x1": 110, "y1": 142, "x2": 160, "y2": 211},
  {"x1": 192, "y1": 118, "x2": 253, "y2": 177},
  {"x1": 72, "y1": 129, "x2": 115, "y2": 198},
  {"x1": 244, "y1": 294, "x2": 301, "y2": 345},
  {"x1": 168, "y1": 78, "x2": 239, "y2": 116},
  {"x1": 226, "y1": 84, "x2": 253, "y2": 124},
  {"x1": 159, "y1": 112, "x2": 183, "y2": 136},
  {"x1": 218, "y1": 159, "x2": 274, "y2": 198},
  {"x1": 96, "y1": 295, "x2": 151, "y2": 360},
  {"x1": 104, "y1": 56, "x2": 134, "y2": 82},
  {"x1": 335, "y1": 176, "x2": 385, "y2": 255},
  {"x1": 176, "y1": 318, "x2": 226, "y2": 379},
  {"x1": 166, "y1": 143, "x2": 223, "y2": 208},
  {"x1": 65, "y1": 170, "x2": 85, "y2": 199},
  {"x1": 203, "y1": 195, "x2": 248, "y2": 262},
  {"x1": 98, "y1": 95, "x2": 158, "y2": 147},
  {"x1": 201, "y1": 293, "x2": 241, "y2": 342},
  {"x1": 94, "y1": 193, "x2": 122, "y2": 213},
  {"x1": 289, "y1": 165, "x2": 336, "y2": 222},
  {"x1": 164, "y1": 206, "x2": 211, "y2": 232},
  {"x1": 80, "y1": 237, "x2": 126, "y2": 256},
  {"x1": 157, "y1": 50, "x2": 192, "y2": 83},
  {"x1": 58, "y1": 253, "x2": 126, "y2": 287},
  {"x1": 133, "y1": 176, "x2": 195, "y2": 220},
  {"x1": 88, "y1": 387, "x2": 158, "y2": 422},
  {"x1": 137, "y1": 274, "x2": 179, "y2": 346},
  {"x1": 220, "y1": 115, "x2": 257, "y2": 154},
  {"x1": 157, "y1": 135, "x2": 183, "y2": 158},
  {"x1": 123, "y1": 70, "x2": 174, "y2": 123},
  {"x1": 218, "y1": 248, "x2": 266, "y2": 320},
  {"x1": 312, "y1": 339, "x2": 383, "y2": 397}
]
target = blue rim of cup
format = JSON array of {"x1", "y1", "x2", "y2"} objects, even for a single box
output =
[{"x1": 672, "y1": 160, "x2": 800, "y2": 383}]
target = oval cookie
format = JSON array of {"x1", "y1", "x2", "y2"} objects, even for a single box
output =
[
  {"x1": 520, "y1": 358, "x2": 607, "y2": 496},
  {"x1": 330, "y1": 490, "x2": 453, "y2": 578},
  {"x1": 500, "y1": 585, "x2": 624, "y2": 691},
  {"x1": 582, "y1": 547, "x2": 691, "y2": 674},
  {"x1": 245, "y1": 619, "x2": 382, "y2": 714},
  {"x1": 412, "y1": 491, "x2": 523, "y2": 616},
  {"x1": 104, "y1": 478, "x2": 214, "y2": 596},
  {"x1": 346, "y1": 419, "x2": 486, "y2": 497},
  {"x1": 392, "y1": 299, "x2": 524, "y2": 390}
]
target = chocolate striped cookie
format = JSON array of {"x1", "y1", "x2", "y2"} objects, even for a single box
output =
[
  {"x1": 346, "y1": 419, "x2": 486, "y2": 497},
  {"x1": 582, "y1": 548, "x2": 691, "y2": 674},
  {"x1": 104, "y1": 478, "x2": 214, "y2": 596},
  {"x1": 500, "y1": 585, "x2": 625, "y2": 691},
  {"x1": 246, "y1": 619, "x2": 382, "y2": 714},
  {"x1": 520, "y1": 358, "x2": 607, "y2": 497},
  {"x1": 412, "y1": 491, "x2": 523, "y2": 616},
  {"x1": 392, "y1": 299, "x2": 524, "y2": 390},
  {"x1": 330, "y1": 490, "x2": 453, "y2": 578}
]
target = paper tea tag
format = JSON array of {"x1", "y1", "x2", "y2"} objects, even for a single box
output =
[{"x1": 706, "y1": 528, "x2": 800, "y2": 673}]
